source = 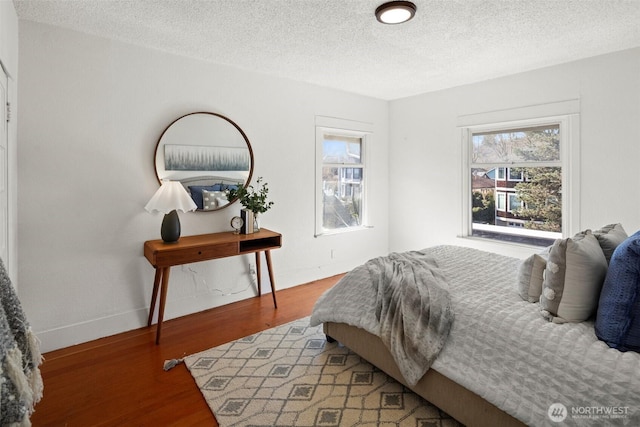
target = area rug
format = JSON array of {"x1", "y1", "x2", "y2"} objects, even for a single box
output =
[{"x1": 184, "y1": 317, "x2": 462, "y2": 427}]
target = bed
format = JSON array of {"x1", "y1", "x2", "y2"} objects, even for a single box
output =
[
  {"x1": 0, "y1": 258, "x2": 43, "y2": 425},
  {"x1": 310, "y1": 241, "x2": 640, "y2": 426}
]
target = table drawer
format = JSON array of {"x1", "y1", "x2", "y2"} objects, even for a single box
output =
[{"x1": 154, "y1": 242, "x2": 238, "y2": 266}]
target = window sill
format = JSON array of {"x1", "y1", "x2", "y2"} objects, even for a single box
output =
[
  {"x1": 455, "y1": 235, "x2": 545, "y2": 259},
  {"x1": 470, "y1": 229, "x2": 556, "y2": 247},
  {"x1": 315, "y1": 225, "x2": 373, "y2": 238}
]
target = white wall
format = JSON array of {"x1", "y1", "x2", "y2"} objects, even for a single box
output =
[
  {"x1": 0, "y1": 0, "x2": 18, "y2": 283},
  {"x1": 17, "y1": 19, "x2": 640, "y2": 353},
  {"x1": 0, "y1": 1, "x2": 18, "y2": 74},
  {"x1": 17, "y1": 21, "x2": 389, "y2": 352},
  {"x1": 389, "y1": 48, "x2": 640, "y2": 259}
]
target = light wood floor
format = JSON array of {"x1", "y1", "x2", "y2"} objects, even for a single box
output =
[{"x1": 31, "y1": 274, "x2": 341, "y2": 426}]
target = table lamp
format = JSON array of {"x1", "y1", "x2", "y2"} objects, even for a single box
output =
[{"x1": 144, "y1": 180, "x2": 197, "y2": 243}]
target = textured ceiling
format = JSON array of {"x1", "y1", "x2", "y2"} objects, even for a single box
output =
[{"x1": 12, "y1": 0, "x2": 640, "y2": 100}]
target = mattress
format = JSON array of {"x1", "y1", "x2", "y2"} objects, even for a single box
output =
[{"x1": 314, "y1": 245, "x2": 640, "y2": 426}]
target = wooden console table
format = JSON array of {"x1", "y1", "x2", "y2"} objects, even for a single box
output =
[{"x1": 143, "y1": 228, "x2": 282, "y2": 344}]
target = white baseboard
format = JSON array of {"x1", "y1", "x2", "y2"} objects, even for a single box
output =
[
  {"x1": 35, "y1": 269, "x2": 342, "y2": 353},
  {"x1": 36, "y1": 308, "x2": 149, "y2": 353}
]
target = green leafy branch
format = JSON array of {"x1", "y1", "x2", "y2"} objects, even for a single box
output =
[{"x1": 226, "y1": 177, "x2": 274, "y2": 215}]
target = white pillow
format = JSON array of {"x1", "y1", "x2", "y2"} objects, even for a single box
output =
[
  {"x1": 215, "y1": 192, "x2": 228, "y2": 207},
  {"x1": 516, "y1": 251, "x2": 549, "y2": 302},
  {"x1": 540, "y1": 230, "x2": 608, "y2": 323}
]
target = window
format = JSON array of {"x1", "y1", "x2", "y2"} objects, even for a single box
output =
[
  {"x1": 471, "y1": 122, "x2": 561, "y2": 245},
  {"x1": 508, "y1": 193, "x2": 523, "y2": 212},
  {"x1": 496, "y1": 193, "x2": 506, "y2": 211},
  {"x1": 464, "y1": 114, "x2": 578, "y2": 246},
  {"x1": 315, "y1": 117, "x2": 371, "y2": 236},
  {"x1": 507, "y1": 168, "x2": 523, "y2": 181}
]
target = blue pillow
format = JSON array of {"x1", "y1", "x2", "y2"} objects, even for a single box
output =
[
  {"x1": 595, "y1": 230, "x2": 640, "y2": 351},
  {"x1": 188, "y1": 185, "x2": 221, "y2": 209}
]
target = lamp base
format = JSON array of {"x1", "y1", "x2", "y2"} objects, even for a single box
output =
[{"x1": 161, "y1": 210, "x2": 181, "y2": 243}]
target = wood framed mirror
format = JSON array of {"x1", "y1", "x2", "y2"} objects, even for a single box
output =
[{"x1": 154, "y1": 112, "x2": 254, "y2": 211}]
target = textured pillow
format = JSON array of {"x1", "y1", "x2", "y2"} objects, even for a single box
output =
[
  {"x1": 595, "y1": 230, "x2": 640, "y2": 351},
  {"x1": 201, "y1": 189, "x2": 217, "y2": 211},
  {"x1": 593, "y1": 223, "x2": 628, "y2": 264},
  {"x1": 201, "y1": 190, "x2": 228, "y2": 211},
  {"x1": 540, "y1": 231, "x2": 608, "y2": 323},
  {"x1": 188, "y1": 185, "x2": 220, "y2": 209},
  {"x1": 516, "y1": 250, "x2": 549, "y2": 302}
]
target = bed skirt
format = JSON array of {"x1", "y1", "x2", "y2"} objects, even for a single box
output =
[{"x1": 324, "y1": 322, "x2": 525, "y2": 427}]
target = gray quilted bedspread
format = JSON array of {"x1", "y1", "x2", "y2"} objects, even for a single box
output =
[
  {"x1": 317, "y1": 245, "x2": 640, "y2": 426},
  {"x1": 310, "y1": 250, "x2": 453, "y2": 386}
]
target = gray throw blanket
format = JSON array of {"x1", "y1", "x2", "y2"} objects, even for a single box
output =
[
  {"x1": 310, "y1": 250, "x2": 454, "y2": 386},
  {"x1": 0, "y1": 258, "x2": 43, "y2": 426}
]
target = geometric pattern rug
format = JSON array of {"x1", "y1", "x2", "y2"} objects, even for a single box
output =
[{"x1": 184, "y1": 317, "x2": 463, "y2": 427}]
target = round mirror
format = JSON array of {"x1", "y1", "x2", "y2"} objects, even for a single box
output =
[{"x1": 154, "y1": 112, "x2": 254, "y2": 211}]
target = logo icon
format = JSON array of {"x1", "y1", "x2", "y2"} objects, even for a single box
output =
[{"x1": 548, "y1": 403, "x2": 568, "y2": 422}]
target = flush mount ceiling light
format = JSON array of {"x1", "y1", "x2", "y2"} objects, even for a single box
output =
[{"x1": 375, "y1": 1, "x2": 417, "y2": 24}]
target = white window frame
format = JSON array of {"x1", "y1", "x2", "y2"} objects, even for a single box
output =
[
  {"x1": 507, "y1": 193, "x2": 523, "y2": 213},
  {"x1": 507, "y1": 168, "x2": 524, "y2": 181},
  {"x1": 459, "y1": 100, "x2": 581, "y2": 245},
  {"x1": 315, "y1": 116, "x2": 372, "y2": 237},
  {"x1": 496, "y1": 192, "x2": 506, "y2": 212}
]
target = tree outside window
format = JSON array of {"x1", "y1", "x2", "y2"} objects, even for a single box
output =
[{"x1": 469, "y1": 124, "x2": 562, "y2": 245}]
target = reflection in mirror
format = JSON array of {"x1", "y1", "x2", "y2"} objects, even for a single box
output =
[{"x1": 154, "y1": 112, "x2": 254, "y2": 211}]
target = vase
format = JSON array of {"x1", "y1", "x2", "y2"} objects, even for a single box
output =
[
  {"x1": 253, "y1": 214, "x2": 260, "y2": 232},
  {"x1": 160, "y1": 210, "x2": 181, "y2": 243}
]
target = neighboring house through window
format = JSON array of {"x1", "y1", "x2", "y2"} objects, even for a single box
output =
[
  {"x1": 460, "y1": 101, "x2": 580, "y2": 246},
  {"x1": 315, "y1": 117, "x2": 371, "y2": 236}
]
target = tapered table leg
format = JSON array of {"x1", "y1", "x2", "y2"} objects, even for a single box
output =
[
  {"x1": 155, "y1": 267, "x2": 171, "y2": 345},
  {"x1": 147, "y1": 268, "x2": 162, "y2": 327},
  {"x1": 265, "y1": 250, "x2": 278, "y2": 309},
  {"x1": 255, "y1": 252, "x2": 262, "y2": 296}
]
